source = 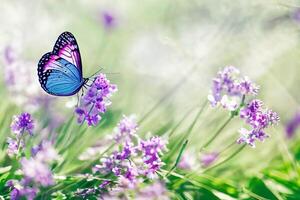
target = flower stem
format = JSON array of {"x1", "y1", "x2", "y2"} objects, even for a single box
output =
[
  {"x1": 186, "y1": 100, "x2": 208, "y2": 138},
  {"x1": 165, "y1": 101, "x2": 207, "y2": 160},
  {"x1": 202, "y1": 144, "x2": 246, "y2": 172},
  {"x1": 200, "y1": 115, "x2": 233, "y2": 150},
  {"x1": 219, "y1": 140, "x2": 236, "y2": 154},
  {"x1": 165, "y1": 140, "x2": 188, "y2": 177},
  {"x1": 138, "y1": 64, "x2": 198, "y2": 124},
  {"x1": 16, "y1": 128, "x2": 25, "y2": 159},
  {"x1": 168, "y1": 106, "x2": 195, "y2": 137},
  {"x1": 65, "y1": 142, "x2": 116, "y2": 174}
]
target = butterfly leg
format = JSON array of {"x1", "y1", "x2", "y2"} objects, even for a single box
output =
[
  {"x1": 81, "y1": 87, "x2": 85, "y2": 97},
  {"x1": 84, "y1": 82, "x2": 93, "y2": 87},
  {"x1": 84, "y1": 77, "x2": 97, "y2": 87}
]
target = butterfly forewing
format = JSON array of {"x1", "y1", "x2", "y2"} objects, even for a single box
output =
[
  {"x1": 37, "y1": 32, "x2": 84, "y2": 96},
  {"x1": 53, "y1": 32, "x2": 82, "y2": 76}
]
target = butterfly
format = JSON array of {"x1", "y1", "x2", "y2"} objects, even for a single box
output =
[{"x1": 37, "y1": 31, "x2": 89, "y2": 96}]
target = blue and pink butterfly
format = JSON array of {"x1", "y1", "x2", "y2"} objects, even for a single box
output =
[{"x1": 38, "y1": 32, "x2": 91, "y2": 96}]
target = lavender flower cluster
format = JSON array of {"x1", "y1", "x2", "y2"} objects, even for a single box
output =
[
  {"x1": 238, "y1": 100, "x2": 279, "y2": 147},
  {"x1": 7, "y1": 141, "x2": 59, "y2": 200},
  {"x1": 8, "y1": 141, "x2": 59, "y2": 200},
  {"x1": 6, "y1": 113, "x2": 59, "y2": 200},
  {"x1": 114, "y1": 114, "x2": 138, "y2": 142},
  {"x1": 7, "y1": 113, "x2": 34, "y2": 157},
  {"x1": 75, "y1": 73, "x2": 117, "y2": 126},
  {"x1": 101, "y1": 11, "x2": 116, "y2": 30},
  {"x1": 200, "y1": 152, "x2": 219, "y2": 167},
  {"x1": 208, "y1": 66, "x2": 259, "y2": 111},
  {"x1": 285, "y1": 111, "x2": 300, "y2": 138},
  {"x1": 101, "y1": 181, "x2": 169, "y2": 200},
  {"x1": 209, "y1": 67, "x2": 279, "y2": 147},
  {"x1": 178, "y1": 151, "x2": 219, "y2": 169},
  {"x1": 92, "y1": 115, "x2": 167, "y2": 195}
]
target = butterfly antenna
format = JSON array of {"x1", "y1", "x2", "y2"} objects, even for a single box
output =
[
  {"x1": 88, "y1": 67, "x2": 103, "y2": 79},
  {"x1": 105, "y1": 72, "x2": 120, "y2": 75}
]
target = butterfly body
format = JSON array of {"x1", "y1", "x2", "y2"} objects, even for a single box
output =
[{"x1": 38, "y1": 32, "x2": 86, "y2": 96}]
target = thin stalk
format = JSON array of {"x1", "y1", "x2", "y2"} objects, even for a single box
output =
[
  {"x1": 219, "y1": 140, "x2": 236, "y2": 154},
  {"x1": 168, "y1": 106, "x2": 195, "y2": 138},
  {"x1": 165, "y1": 140, "x2": 188, "y2": 177},
  {"x1": 16, "y1": 128, "x2": 25, "y2": 159},
  {"x1": 59, "y1": 103, "x2": 95, "y2": 154},
  {"x1": 138, "y1": 64, "x2": 198, "y2": 124},
  {"x1": 186, "y1": 140, "x2": 237, "y2": 178},
  {"x1": 200, "y1": 94, "x2": 245, "y2": 150},
  {"x1": 200, "y1": 115, "x2": 233, "y2": 150},
  {"x1": 159, "y1": 170, "x2": 214, "y2": 192},
  {"x1": 64, "y1": 142, "x2": 116, "y2": 174},
  {"x1": 202, "y1": 144, "x2": 246, "y2": 173},
  {"x1": 185, "y1": 101, "x2": 208, "y2": 139},
  {"x1": 164, "y1": 101, "x2": 207, "y2": 164}
]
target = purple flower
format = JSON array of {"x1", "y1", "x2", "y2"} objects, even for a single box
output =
[
  {"x1": 21, "y1": 158, "x2": 54, "y2": 186},
  {"x1": 94, "y1": 142, "x2": 136, "y2": 177},
  {"x1": 93, "y1": 115, "x2": 168, "y2": 192},
  {"x1": 124, "y1": 167, "x2": 137, "y2": 183},
  {"x1": 237, "y1": 128, "x2": 269, "y2": 147},
  {"x1": 200, "y1": 152, "x2": 219, "y2": 167},
  {"x1": 7, "y1": 142, "x2": 59, "y2": 199},
  {"x1": 31, "y1": 143, "x2": 43, "y2": 157},
  {"x1": 99, "y1": 180, "x2": 111, "y2": 189},
  {"x1": 93, "y1": 157, "x2": 114, "y2": 174},
  {"x1": 238, "y1": 99, "x2": 279, "y2": 147},
  {"x1": 75, "y1": 188, "x2": 97, "y2": 198},
  {"x1": 6, "y1": 180, "x2": 38, "y2": 200},
  {"x1": 101, "y1": 11, "x2": 116, "y2": 30},
  {"x1": 240, "y1": 100, "x2": 265, "y2": 128},
  {"x1": 7, "y1": 137, "x2": 23, "y2": 157},
  {"x1": 285, "y1": 111, "x2": 300, "y2": 138},
  {"x1": 2, "y1": 47, "x2": 50, "y2": 109},
  {"x1": 291, "y1": 9, "x2": 300, "y2": 23},
  {"x1": 6, "y1": 181, "x2": 21, "y2": 200},
  {"x1": 138, "y1": 181, "x2": 169, "y2": 199},
  {"x1": 208, "y1": 66, "x2": 258, "y2": 111},
  {"x1": 113, "y1": 142, "x2": 135, "y2": 160},
  {"x1": 238, "y1": 76, "x2": 259, "y2": 95},
  {"x1": 32, "y1": 141, "x2": 60, "y2": 163},
  {"x1": 4, "y1": 45, "x2": 16, "y2": 65},
  {"x1": 267, "y1": 110, "x2": 280, "y2": 125},
  {"x1": 240, "y1": 100, "x2": 279, "y2": 129},
  {"x1": 103, "y1": 181, "x2": 169, "y2": 199},
  {"x1": 18, "y1": 186, "x2": 38, "y2": 200},
  {"x1": 118, "y1": 173, "x2": 138, "y2": 189},
  {"x1": 178, "y1": 153, "x2": 194, "y2": 170},
  {"x1": 7, "y1": 112, "x2": 34, "y2": 157},
  {"x1": 140, "y1": 137, "x2": 167, "y2": 178},
  {"x1": 6, "y1": 180, "x2": 15, "y2": 188},
  {"x1": 11, "y1": 112, "x2": 34, "y2": 136},
  {"x1": 95, "y1": 156, "x2": 139, "y2": 188},
  {"x1": 10, "y1": 188, "x2": 20, "y2": 200},
  {"x1": 75, "y1": 73, "x2": 117, "y2": 126},
  {"x1": 178, "y1": 157, "x2": 190, "y2": 170},
  {"x1": 114, "y1": 115, "x2": 138, "y2": 142}
]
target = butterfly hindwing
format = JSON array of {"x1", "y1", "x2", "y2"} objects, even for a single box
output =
[
  {"x1": 38, "y1": 52, "x2": 84, "y2": 96},
  {"x1": 53, "y1": 32, "x2": 82, "y2": 76},
  {"x1": 37, "y1": 32, "x2": 85, "y2": 96}
]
